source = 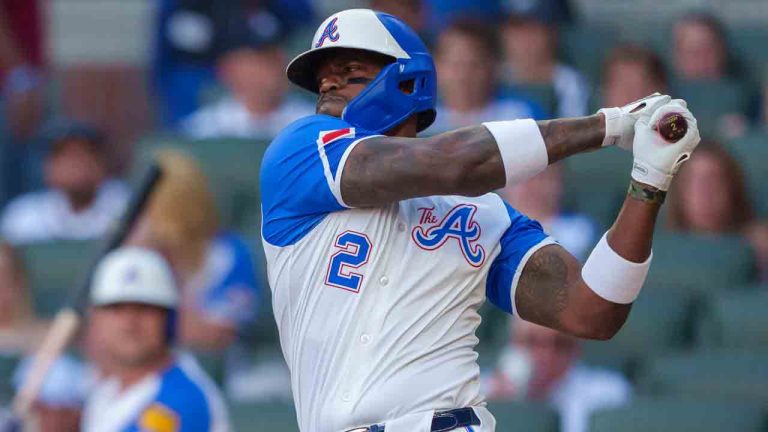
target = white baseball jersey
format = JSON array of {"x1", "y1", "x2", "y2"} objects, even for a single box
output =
[{"x1": 261, "y1": 114, "x2": 553, "y2": 432}]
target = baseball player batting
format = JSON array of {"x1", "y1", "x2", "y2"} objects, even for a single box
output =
[{"x1": 260, "y1": 9, "x2": 701, "y2": 432}]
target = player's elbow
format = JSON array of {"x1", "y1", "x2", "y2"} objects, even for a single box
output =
[{"x1": 565, "y1": 305, "x2": 631, "y2": 341}]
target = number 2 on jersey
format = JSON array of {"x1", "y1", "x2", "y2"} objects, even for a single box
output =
[{"x1": 325, "y1": 231, "x2": 372, "y2": 293}]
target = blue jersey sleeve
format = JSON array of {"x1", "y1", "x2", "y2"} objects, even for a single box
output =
[
  {"x1": 486, "y1": 202, "x2": 554, "y2": 315},
  {"x1": 260, "y1": 114, "x2": 381, "y2": 247}
]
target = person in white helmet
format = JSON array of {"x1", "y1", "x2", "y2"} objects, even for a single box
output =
[{"x1": 82, "y1": 247, "x2": 229, "y2": 432}]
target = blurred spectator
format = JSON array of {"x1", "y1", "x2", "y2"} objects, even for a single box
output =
[
  {"x1": 424, "y1": 0, "x2": 503, "y2": 32},
  {"x1": 83, "y1": 247, "x2": 228, "y2": 431},
  {"x1": 668, "y1": 141, "x2": 768, "y2": 280},
  {"x1": 672, "y1": 13, "x2": 728, "y2": 81},
  {"x1": 153, "y1": 0, "x2": 313, "y2": 126},
  {"x1": 499, "y1": 164, "x2": 596, "y2": 261},
  {"x1": 501, "y1": 0, "x2": 589, "y2": 118},
  {"x1": 484, "y1": 317, "x2": 632, "y2": 432},
  {"x1": 0, "y1": 0, "x2": 44, "y2": 142},
  {"x1": 0, "y1": 122, "x2": 129, "y2": 245},
  {"x1": 0, "y1": 0, "x2": 45, "y2": 202},
  {"x1": 14, "y1": 355, "x2": 89, "y2": 432},
  {"x1": 602, "y1": 44, "x2": 668, "y2": 108},
  {"x1": 181, "y1": 12, "x2": 313, "y2": 140},
  {"x1": 371, "y1": 0, "x2": 427, "y2": 36},
  {"x1": 428, "y1": 19, "x2": 545, "y2": 134},
  {"x1": 130, "y1": 150, "x2": 260, "y2": 352},
  {"x1": 0, "y1": 241, "x2": 47, "y2": 353}
]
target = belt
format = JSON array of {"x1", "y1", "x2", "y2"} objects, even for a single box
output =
[{"x1": 346, "y1": 407, "x2": 481, "y2": 432}]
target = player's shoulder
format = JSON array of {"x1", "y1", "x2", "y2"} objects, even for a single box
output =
[
  {"x1": 271, "y1": 114, "x2": 354, "y2": 147},
  {"x1": 152, "y1": 358, "x2": 225, "y2": 425}
]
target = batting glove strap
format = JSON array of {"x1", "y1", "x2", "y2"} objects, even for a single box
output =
[
  {"x1": 597, "y1": 93, "x2": 671, "y2": 150},
  {"x1": 597, "y1": 107, "x2": 622, "y2": 147},
  {"x1": 631, "y1": 159, "x2": 675, "y2": 191}
]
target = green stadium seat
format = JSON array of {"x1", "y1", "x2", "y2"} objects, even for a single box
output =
[
  {"x1": 558, "y1": 25, "x2": 617, "y2": 82},
  {"x1": 0, "y1": 354, "x2": 21, "y2": 404},
  {"x1": 563, "y1": 146, "x2": 631, "y2": 230},
  {"x1": 727, "y1": 130, "x2": 768, "y2": 217},
  {"x1": 475, "y1": 304, "x2": 512, "y2": 369},
  {"x1": 580, "y1": 289, "x2": 693, "y2": 376},
  {"x1": 589, "y1": 397, "x2": 768, "y2": 432},
  {"x1": 229, "y1": 401, "x2": 298, "y2": 432},
  {"x1": 487, "y1": 401, "x2": 559, "y2": 432},
  {"x1": 644, "y1": 233, "x2": 756, "y2": 293},
  {"x1": 697, "y1": 290, "x2": 768, "y2": 350},
  {"x1": 19, "y1": 240, "x2": 100, "y2": 317},
  {"x1": 671, "y1": 79, "x2": 751, "y2": 138},
  {"x1": 638, "y1": 350, "x2": 768, "y2": 404},
  {"x1": 505, "y1": 84, "x2": 558, "y2": 117},
  {"x1": 133, "y1": 137, "x2": 269, "y2": 233},
  {"x1": 728, "y1": 26, "x2": 768, "y2": 82}
]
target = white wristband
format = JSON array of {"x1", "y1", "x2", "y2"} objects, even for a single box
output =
[
  {"x1": 482, "y1": 119, "x2": 549, "y2": 187},
  {"x1": 581, "y1": 233, "x2": 652, "y2": 304}
]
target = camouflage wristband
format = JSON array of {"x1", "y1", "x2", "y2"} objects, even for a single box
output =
[{"x1": 627, "y1": 179, "x2": 666, "y2": 204}]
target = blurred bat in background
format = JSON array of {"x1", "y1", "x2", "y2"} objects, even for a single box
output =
[{"x1": 7, "y1": 162, "x2": 163, "y2": 427}]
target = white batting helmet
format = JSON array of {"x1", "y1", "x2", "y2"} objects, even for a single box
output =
[{"x1": 90, "y1": 247, "x2": 178, "y2": 309}]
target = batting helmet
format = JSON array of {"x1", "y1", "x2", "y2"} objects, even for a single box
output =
[
  {"x1": 286, "y1": 9, "x2": 437, "y2": 134},
  {"x1": 90, "y1": 247, "x2": 178, "y2": 341}
]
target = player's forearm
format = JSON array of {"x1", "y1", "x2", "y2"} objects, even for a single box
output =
[
  {"x1": 606, "y1": 182, "x2": 662, "y2": 262},
  {"x1": 536, "y1": 114, "x2": 606, "y2": 163}
]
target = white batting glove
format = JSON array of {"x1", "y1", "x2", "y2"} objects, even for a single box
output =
[
  {"x1": 631, "y1": 99, "x2": 701, "y2": 191},
  {"x1": 598, "y1": 93, "x2": 671, "y2": 150}
]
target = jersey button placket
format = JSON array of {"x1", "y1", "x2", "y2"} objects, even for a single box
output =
[{"x1": 379, "y1": 276, "x2": 389, "y2": 286}]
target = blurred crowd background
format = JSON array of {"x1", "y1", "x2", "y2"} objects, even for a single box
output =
[{"x1": 0, "y1": 0, "x2": 767, "y2": 431}]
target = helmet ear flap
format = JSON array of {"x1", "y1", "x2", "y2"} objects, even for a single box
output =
[{"x1": 342, "y1": 54, "x2": 437, "y2": 133}]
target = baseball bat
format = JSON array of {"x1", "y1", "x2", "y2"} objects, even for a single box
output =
[{"x1": 11, "y1": 162, "x2": 163, "y2": 419}]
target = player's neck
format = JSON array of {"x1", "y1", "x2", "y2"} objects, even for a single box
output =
[
  {"x1": 115, "y1": 351, "x2": 174, "y2": 390},
  {"x1": 386, "y1": 117, "x2": 418, "y2": 137}
]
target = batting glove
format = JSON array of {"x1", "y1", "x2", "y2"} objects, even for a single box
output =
[
  {"x1": 598, "y1": 93, "x2": 671, "y2": 150},
  {"x1": 631, "y1": 99, "x2": 701, "y2": 191}
]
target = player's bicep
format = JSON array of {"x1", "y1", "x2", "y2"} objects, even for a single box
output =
[
  {"x1": 513, "y1": 243, "x2": 582, "y2": 328},
  {"x1": 340, "y1": 126, "x2": 505, "y2": 207},
  {"x1": 340, "y1": 136, "x2": 447, "y2": 207},
  {"x1": 515, "y1": 243, "x2": 633, "y2": 339}
]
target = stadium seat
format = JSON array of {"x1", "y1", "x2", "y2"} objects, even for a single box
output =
[
  {"x1": 589, "y1": 397, "x2": 768, "y2": 432},
  {"x1": 728, "y1": 26, "x2": 768, "y2": 83},
  {"x1": 0, "y1": 354, "x2": 20, "y2": 405},
  {"x1": 644, "y1": 233, "x2": 756, "y2": 293},
  {"x1": 559, "y1": 24, "x2": 618, "y2": 82},
  {"x1": 562, "y1": 146, "x2": 631, "y2": 230},
  {"x1": 580, "y1": 289, "x2": 693, "y2": 376},
  {"x1": 487, "y1": 401, "x2": 559, "y2": 432},
  {"x1": 132, "y1": 137, "x2": 269, "y2": 233},
  {"x1": 671, "y1": 79, "x2": 751, "y2": 138},
  {"x1": 637, "y1": 350, "x2": 768, "y2": 404},
  {"x1": 727, "y1": 130, "x2": 768, "y2": 216},
  {"x1": 19, "y1": 240, "x2": 100, "y2": 317},
  {"x1": 229, "y1": 401, "x2": 298, "y2": 432},
  {"x1": 697, "y1": 290, "x2": 768, "y2": 350},
  {"x1": 503, "y1": 84, "x2": 558, "y2": 118}
]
